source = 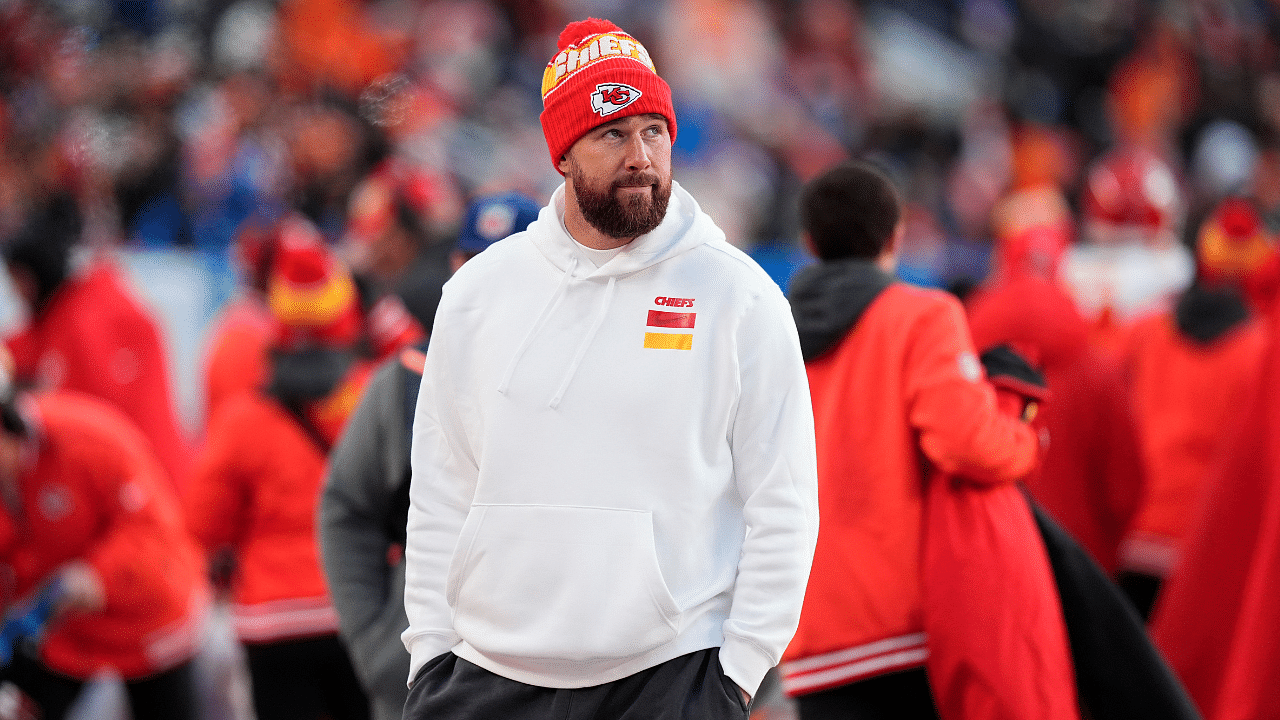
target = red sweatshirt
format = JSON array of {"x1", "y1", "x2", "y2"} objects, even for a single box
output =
[
  {"x1": 0, "y1": 391, "x2": 208, "y2": 679},
  {"x1": 5, "y1": 260, "x2": 193, "y2": 495}
]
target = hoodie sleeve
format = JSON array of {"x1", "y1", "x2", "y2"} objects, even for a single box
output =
[
  {"x1": 401, "y1": 326, "x2": 475, "y2": 686},
  {"x1": 906, "y1": 293, "x2": 1038, "y2": 485},
  {"x1": 721, "y1": 287, "x2": 820, "y2": 696}
]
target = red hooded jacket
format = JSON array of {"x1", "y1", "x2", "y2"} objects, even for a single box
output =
[{"x1": 781, "y1": 262, "x2": 1038, "y2": 696}]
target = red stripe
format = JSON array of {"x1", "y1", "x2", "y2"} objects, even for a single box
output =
[{"x1": 647, "y1": 310, "x2": 696, "y2": 328}]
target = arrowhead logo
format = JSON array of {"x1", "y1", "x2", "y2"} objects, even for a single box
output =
[{"x1": 591, "y1": 83, "x2": 642, "y2": 117}]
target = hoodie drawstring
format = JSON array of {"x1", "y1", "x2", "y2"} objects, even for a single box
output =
[
  {"x1": 497, "y1": 256, "x2": 577, "y2": 396},
  {"x1": 549, "y1": 275, "x2": 615, "y2": 409}
]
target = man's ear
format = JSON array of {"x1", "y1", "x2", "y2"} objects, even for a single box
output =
[{"x1": 557, "y1": 154, "x2": 571, "y2": 175}]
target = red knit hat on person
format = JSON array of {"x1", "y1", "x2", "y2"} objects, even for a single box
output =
[
  {"x1": 539, "y1": 18, "x2": 677, "y2": 172},
  {"x1": 1196, "y1": 197, "x2": 1276, "y2": 286},
  {"x1": 266, "y1": 216, "x2": 363, "y2": 352}
]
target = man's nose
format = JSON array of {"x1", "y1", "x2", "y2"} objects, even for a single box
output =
[{"x1": 623, "y1": 133, "x2": 652, "y2": 172}]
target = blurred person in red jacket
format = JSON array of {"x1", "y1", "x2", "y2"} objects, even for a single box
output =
[
  {"x1": 2, "y1": 194, "x2": 194, "y2": 496},
  {"x1": 1117, "y1": 197, "x2": 1272, "y2": 619},
  {"x1": 965, "y1": 186, "x2": 1148, "y2": 577},
  {"x1": 0, "y1": 362, "x2": 208, "y2": 720},
  {"x1": 1146, "y1": 256, "x2": 1280, "y2": 719},
  {"x1": 1143, "y1": 206, "x2": 1280, "y2": 717},
  {"x1": 185, "y1": 236, "x2": 376, "y2": 720},
  {"x1": 780, "y1": 160, "x2": 1039, "y2": 718}
]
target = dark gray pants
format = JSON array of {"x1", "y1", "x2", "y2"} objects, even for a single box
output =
[{"x1": 402, "y1": 648, "x2": 750, "y2": 719}]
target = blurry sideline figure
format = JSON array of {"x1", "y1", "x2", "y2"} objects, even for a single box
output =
[
  {"x1": 0, "y1": 359, "x2": 207, "y2": 720},
  {"x1": 1118, "y1": 197, "x2": 1273, "y2": 619},
  {"x1": 2, "y1": 194, "x2": 193, "y2": 496},
  {"x1": 185, "y1": 232, "x2": 381, "y2": 720},
  {"x1": 965, "y1": 187, "x2": 1148, "y2": 577}
]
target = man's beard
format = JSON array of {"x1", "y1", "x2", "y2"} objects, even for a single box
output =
[{"x1": 570, "y1": 165, "x2": 672, "y2": 240}]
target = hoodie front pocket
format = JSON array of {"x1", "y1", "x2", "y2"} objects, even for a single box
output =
[{"x1": 448, "y1": 504, "x2": 681, "y2": 663}]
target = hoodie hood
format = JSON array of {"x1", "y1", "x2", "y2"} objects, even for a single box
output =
[
  {"x1": 498, "y1": 180, "x2": 721, "y2": 407},
  {"x1": 788, "y1": 259, "x2": 894, "y2": 361},
  {"x1": 527, "y1": 180, "x2": 721, "y2": 279}
]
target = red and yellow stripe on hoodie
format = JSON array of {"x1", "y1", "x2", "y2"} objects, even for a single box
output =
[{"x1": 781, "y1": 283, "x2": 1038, "y2": 696}]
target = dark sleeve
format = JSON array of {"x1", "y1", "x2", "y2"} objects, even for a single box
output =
[{"x1": 318, "y1": 359, "x2": 413, "y2": 705}]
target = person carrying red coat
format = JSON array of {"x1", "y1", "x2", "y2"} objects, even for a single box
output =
[
  {"x1": 185, "y1": 235, "x2": 376, "y2": 720},
  {"x1": 3, "y1": 195, "x2": 194, "y2": 496},
  {"x1": 780, "y1": 161, "x2": 1039, "y2": 718},
  {"x1": 0, "y1": 376, "x2": 208, "y2": 720}
]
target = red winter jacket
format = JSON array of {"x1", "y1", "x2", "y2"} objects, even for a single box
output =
[
  {"x1": 184, "y1": 360, "x2": 373, "y2": 644},
  {"x1": 966, "y1": 274, "x2": 1146, "y2": 575},
  {"x1": 0, "y1": 392, "x2": 208, "y2": 679},
  {"x1": 4, "y1": 260, "x2": 193, "y2": 495},
  {"x1": 781, "y1": 263, "x2": 1038, "y2": 696},
  {"x1": 922, "y1": 352, "x2": 1079, "y2": 720},
  {"x1": 1121, "y1": 294, "x2": 1267, "y2": 577}
]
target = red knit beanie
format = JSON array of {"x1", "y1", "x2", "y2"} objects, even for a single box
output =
[
  {"x1": 540, "y1": 18, "x2": 677, "y2": 172},
  {"x1": 267, "y1": 216, "x2": 363, "y2": 351},
  {"x1": 1197, "y1": 197, "x2": 1275, "y2": 284}
]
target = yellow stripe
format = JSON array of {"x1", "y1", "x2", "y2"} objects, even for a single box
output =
[
  {"x1": 268, "y1": 273, "x2": 356, "y2": 327},
  {"x1": 644, "y1": 332, "x2": 692, "y2": 350}
]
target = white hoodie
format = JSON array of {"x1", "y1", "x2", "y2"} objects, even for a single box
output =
[{"x1": 402, "y1": 181, "x2": 819, "y2": 696}]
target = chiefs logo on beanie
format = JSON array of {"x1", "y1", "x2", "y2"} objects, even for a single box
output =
[{"x1": 540, "y1": 17, "x2": 676, "y2": 172}]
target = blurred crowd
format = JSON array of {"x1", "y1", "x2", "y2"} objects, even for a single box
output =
[
  {"x1": 0, "y1": 0, "x2": 1271, "y2": 292},
  {"x1": 3, "y1": 0, "x2": 1280, "y2": 719}
]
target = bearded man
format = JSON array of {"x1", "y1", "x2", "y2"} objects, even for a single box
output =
[{"x1": 398, "y1": 17, "x2": 819, "y2": 720}]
